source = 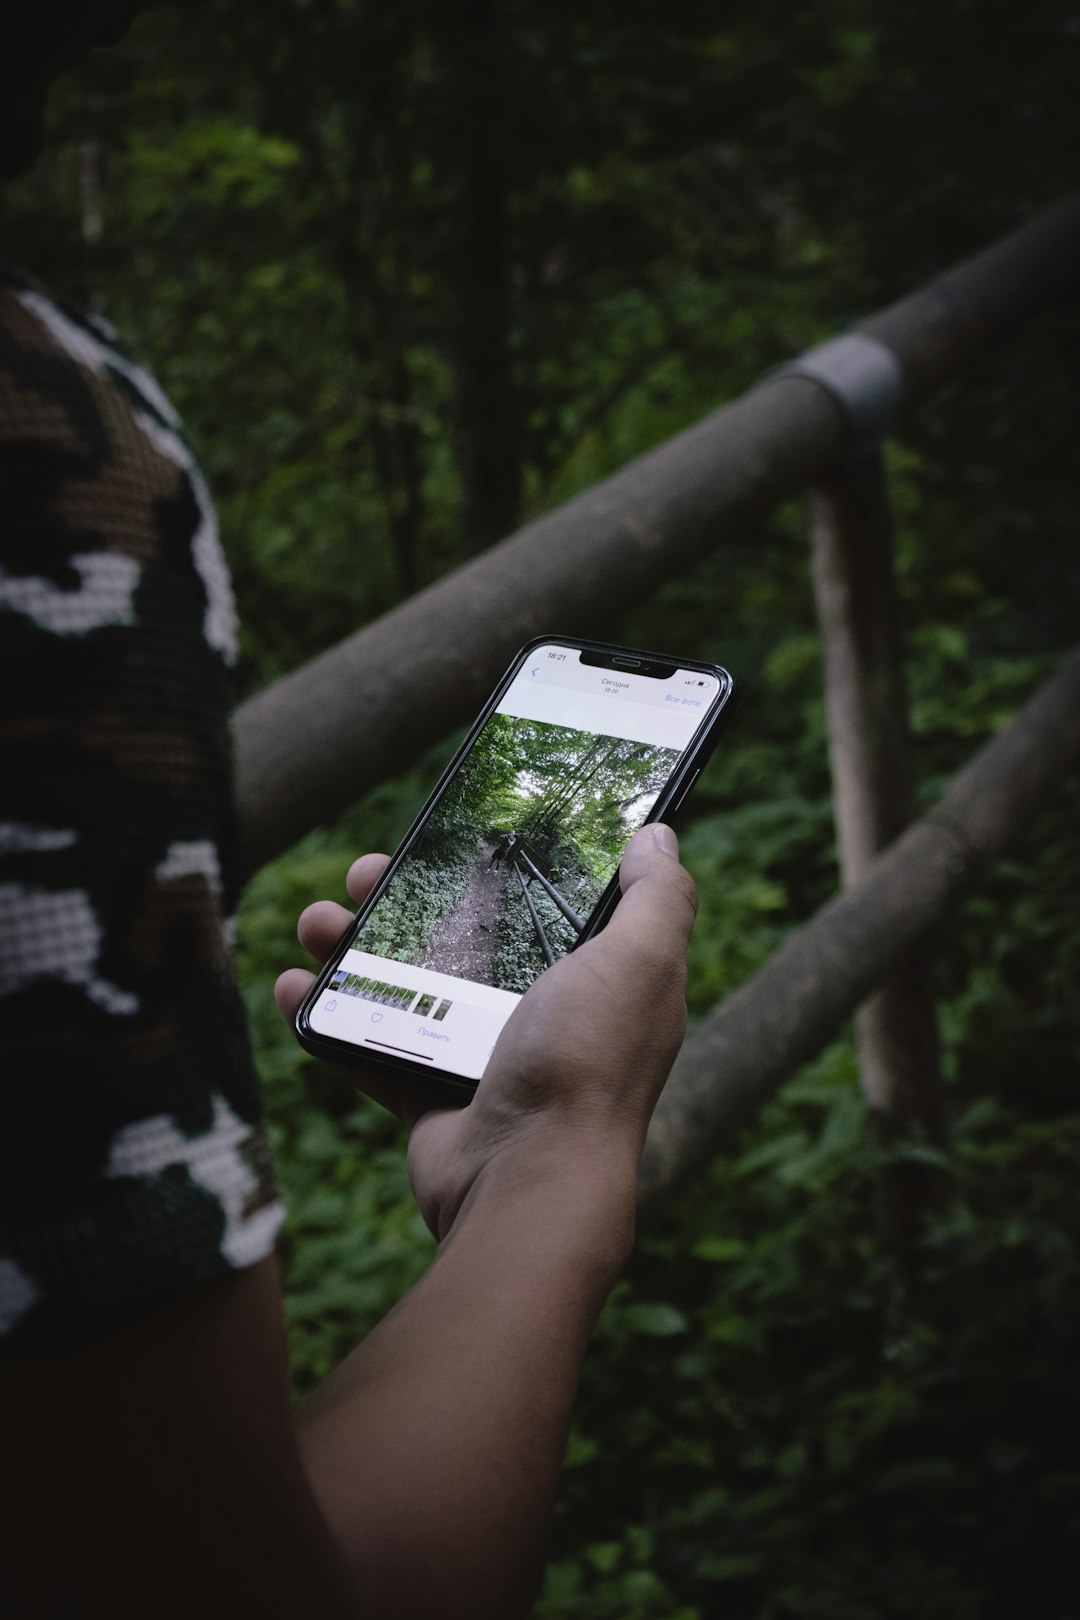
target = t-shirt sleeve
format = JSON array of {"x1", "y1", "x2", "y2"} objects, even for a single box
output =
[{"x1": 0, "y1": 277, "x2": 284, "y2": 1338}]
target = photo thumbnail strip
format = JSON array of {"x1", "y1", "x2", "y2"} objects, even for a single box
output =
[{"x1": 328, "y1": 970, "x2": 418, "y2": 1010}]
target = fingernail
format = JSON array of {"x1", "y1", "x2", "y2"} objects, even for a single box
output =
[{"x1": 650, "y1": 822, "x2": 679, "y2": 857}]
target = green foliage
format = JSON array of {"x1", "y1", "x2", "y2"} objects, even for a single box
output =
[
  {"x1": 361, "y1": 850, "x2": 474, "y2": 963},
  {"x1": 547, "y1": 974, "x2": 1080, "y2": 1619},
  {"x1": 9, "y1": 2, "x2": 1080, "y2": 1611}
]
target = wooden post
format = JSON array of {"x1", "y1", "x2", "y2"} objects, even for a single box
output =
[
  {"x1": 639, "y1": 646, "x2": 1080, "y2": 1204},
  {"x1": 808, "y1": 448, "x2": 949, "y2": 1239}
]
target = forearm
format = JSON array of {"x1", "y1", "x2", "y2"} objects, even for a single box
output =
[{"x1": 295, "y1": 1136, "x2": 637, "y2": 1620}]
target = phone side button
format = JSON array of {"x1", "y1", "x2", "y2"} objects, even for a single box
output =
[{"x1": 668, "y1": 769, "x2": 700, "y2": 820}]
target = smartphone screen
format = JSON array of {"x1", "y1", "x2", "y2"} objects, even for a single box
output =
[{"x1": 304, "y1": 643, "x2": 727, "y2": 1084}]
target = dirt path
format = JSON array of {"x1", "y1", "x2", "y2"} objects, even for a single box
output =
[{"x1": 418, "y1": 846, "x2": 503, "y2": 982}]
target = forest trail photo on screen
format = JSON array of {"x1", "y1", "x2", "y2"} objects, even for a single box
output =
[{"x1": 355, "y1": 714, "x2": 680, "y2": 993}]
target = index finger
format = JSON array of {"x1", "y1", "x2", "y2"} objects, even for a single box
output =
[{"x1": 346, "y1": 852, "x2": 391, "y2": 905}]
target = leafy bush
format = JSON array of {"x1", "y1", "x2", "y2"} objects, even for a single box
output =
[{"x1": 361, "y1": 848, "x2": 475, "y2": 963}]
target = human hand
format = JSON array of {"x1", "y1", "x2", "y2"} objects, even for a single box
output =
[{"x1": 275, "y1": 824, "x2": 697, "y2": 1242}]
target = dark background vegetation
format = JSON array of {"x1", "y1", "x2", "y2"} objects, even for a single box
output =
[{"x1": 4, "y1": 2, "x2": 1079, "y2": 1613}]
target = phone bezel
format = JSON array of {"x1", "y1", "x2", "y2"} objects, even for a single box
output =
[{"x1": 295, "y1": 635, "x2": 736, "y2": 1100}]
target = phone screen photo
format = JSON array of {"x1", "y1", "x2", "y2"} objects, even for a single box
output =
[{"x1": 299, "y1": 641, "x2": 732, "y2": 1087}]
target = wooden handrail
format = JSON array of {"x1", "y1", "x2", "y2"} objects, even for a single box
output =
[
  {"x1": 233, "y1": 195, "x2": 1080, "y2": 872},
  {"x1": 511, "y1": 861, "x2": 556, "y2": 969},
  {"x1": 514, "y1": 850, "x2": 586, "y2": 934},
  {"x1": 638, "y1": 646, "x2": 1080, "y2": 1203}
]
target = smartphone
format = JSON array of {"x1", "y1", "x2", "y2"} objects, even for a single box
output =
[{"x1": 296, "y1": 637, "x2": 736, "y2": 1098}]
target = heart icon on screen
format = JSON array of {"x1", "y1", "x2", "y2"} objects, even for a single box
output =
[{"x1": 371, "y1": 1011, "x2": 383, "y2": 1023}]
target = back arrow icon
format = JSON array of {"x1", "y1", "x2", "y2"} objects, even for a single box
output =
[{"x1": 531, "y1": 666, "x2": 540, "y2": 677}]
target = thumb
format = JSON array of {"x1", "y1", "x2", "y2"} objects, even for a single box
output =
[{"x1": 604, "y1": 823, "x2": 699, "y2": 959}]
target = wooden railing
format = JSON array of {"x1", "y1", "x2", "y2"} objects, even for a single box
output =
[
  {"x1": 508, "y1": 845, "x2": 587, "y2": 969},
  {"x1": 233, "y1": 194, "x2": 1080, "y2": 1224}
]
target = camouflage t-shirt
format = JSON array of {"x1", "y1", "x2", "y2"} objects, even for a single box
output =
[{"x1": 0, "y1": 270, "x2": 284, "y2": 1337}]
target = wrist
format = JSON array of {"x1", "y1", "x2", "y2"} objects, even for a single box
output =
[{"x1": 447, "y1": 1126, "x2": 638, "y2": 1284}]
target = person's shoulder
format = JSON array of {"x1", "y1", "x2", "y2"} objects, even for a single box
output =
[
  {"x1": 1, "y1": 262, "x2": 147, "y2": 381},
  {"x1": 0, "y1": 262, "x2": 185, "y2": 459},
  {"x1": 0, "y1": 265, "x2": 238, "y2": 668},
  {"x1": 0, "y1": 264, "x2": 132, "y2": 410}
]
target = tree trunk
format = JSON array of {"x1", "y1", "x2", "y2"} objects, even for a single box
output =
[{"x1": 441, "y1": 3, "x2": 522, "y2": 553}]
